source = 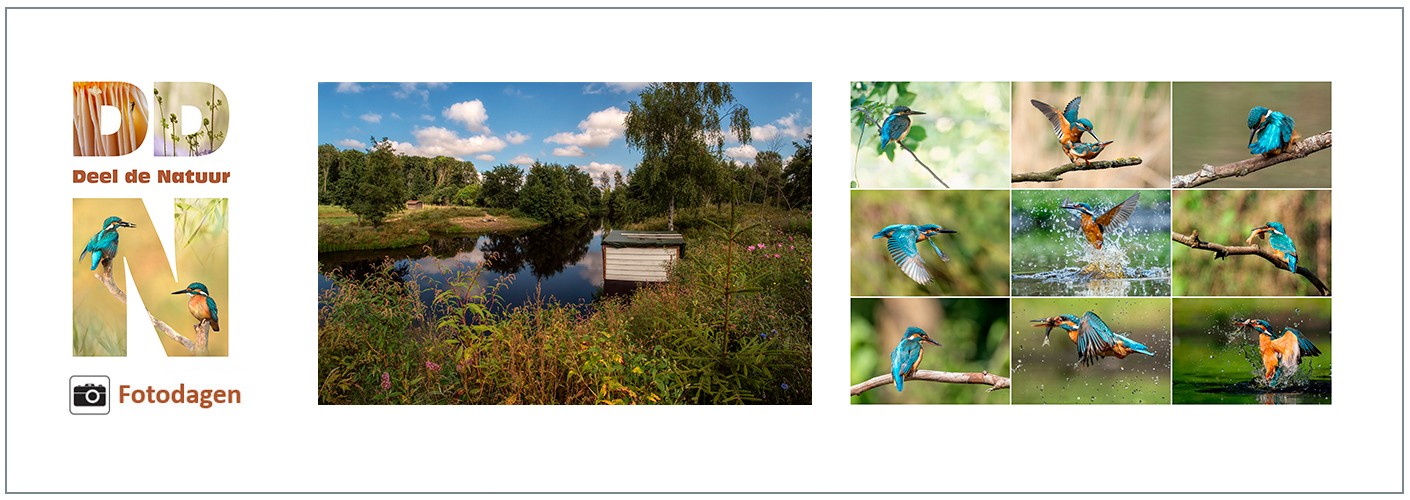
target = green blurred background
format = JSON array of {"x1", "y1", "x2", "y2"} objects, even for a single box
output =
[
  {"x1": 850, "y1": 82, "x2": 1011, "y2": 189},
  {"x1": 1011, "y1": 189, "x2": 1171, "y2": 296},
  {"x1": 1172, "y1": 82, "x2": 1331, "y2": 188},
  {"x1": 1172, "y1": 298, "x2": 1331, "y2": 404},
  {"x1": 1013, "y1": 82, "x2": 1172, "y2": 188},
  {"x1": 1011, "y1": 297, "x2": 1171, "y2": 404},
  {"x1": 851, "y1": 190, "x2": 1010, "y2": 296},
  {"x1": 851, "y1": 298, "x2": 1009, "y2": 404},
  {"x1": 1172, "y1": 190, "x2": 1330, "y2": 296}
]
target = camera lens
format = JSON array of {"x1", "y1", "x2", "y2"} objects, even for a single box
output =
[{"x1": 85, "y1": 389, "x2": 101, "y2": 404}]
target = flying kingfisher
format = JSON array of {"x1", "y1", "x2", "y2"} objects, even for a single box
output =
[
  {"x1": 873, "y1": 223, "x2": 958, "y2": 285},
  {"x1": 1031, "y1": 311, "x2": 1156, "y2": 367},
  {"x1": 79, "y1": 216, "x2": 136, "y2": 271},
  {"x1": 1234, "y1": 319, "x2": 1322, "y2": 386},
  {"x1": 879, "y1": 106, "x2": 925, "y2": 152},
  {"x1": 1065, "y1": 140, "x2": 1114, "y2": 166},
  {"x1": 1248, "y1": 221, "x2": 1299, "y2": 274},
  {"x1": 1061, "y1": 192, "x2": 1140, "y2": 250},
  {"x1": 1031, "y1": 97, "x2": 1098, "y2": 158},
  {"x1": 890, "y1": 326, "x2": 941, "y2": 392},
  {"x1": 1247, "y1": 106, "x2": 1300, "y2": 156},
  {"x1": 172, "y1": 282, "x2": 220, "y2": 332}
]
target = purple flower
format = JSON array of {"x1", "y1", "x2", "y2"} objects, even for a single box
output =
[
  {"x1": 380, "y1": 372, "x2": 391, "y2": 391},
  {"x1": 781, "y1": 382, "x2": 790, "y2": 390},
  {"x1": 425, "y1": 361, "x2": 442, "y2": 372}
]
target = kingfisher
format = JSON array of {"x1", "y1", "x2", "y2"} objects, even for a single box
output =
[
  {"x1": 890, "y1": 326, "x2": 941, "y2": 392},
  {"x1": 1234, "y1": 319, "x2": 1322, "y2": 386},
  {"x1": 872, "y1": 223, "x2": 958, "y2": 285},
  {"x1": 79, "y1": 216, "x2": 136, "y2": 271},
  {"x1": 1031, "y1": 311, "x2": 1156, "y2": 367},
  {"x1": 1065, "y1": 140, "x2": 1114, "y2": 166},
  {"x1": 1031, "y1": 97, "x2": 1098, "y2": 156},
  {"x1": 1247, "y1": 106, "x2": 1300, "y2": 156},
  {"x1": 172, "y1": 282, "x2": 220, "y2": 332},
  {"x1": 878, "y1": 106, "x2": 925, "y2": 152},
  {"x1": 1248, "y1": 221, "x2": 1299, "y2": 273},
  {"x1": 1061, "y1": 192, "x2": 1140, "y2": 250}
]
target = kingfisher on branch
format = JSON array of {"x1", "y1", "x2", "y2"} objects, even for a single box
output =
[
  {"x1": 890, "y1": 326, "x2": 942, "y2": 392},
  {"x1": 1031, "y1": 311, "x2": 1156, "y2": 367},
  {"x1": 79, "y1": 216, "x2": 136, "y2": 271},
  {"x1": 1247, "y1": 106, "x2": 1299, "y2": 156},
  {"x1": 172, "y1": 282, "x2": 220, "y2": 332},
  {"x1": 1248, "y1": 221, "x2": 1299, "y2": 274},
  {"x1": 879, "y1": 106, "x2": 925, "y2": 152},
  {"x1": 873, "y1": 223, "x2": 959, "y2": 285}
]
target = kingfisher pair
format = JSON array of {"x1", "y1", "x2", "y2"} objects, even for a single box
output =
[
  {"x1": 1247, "y1": 106, "x2": 1299, "y2": 156},
  {"x1": 1233, "y1": 319, "x2": 1321, "y2": 386},
  {"x1": 879, "y1": 106, "x2": 924, "y2": 152},
  {"x1": 79, "y1": 215, "x2": 220, "y2": 333},
  {"x1": 1031, "y1": 311, "x2": 1155, "y2": 367},
  {"x1": 1061, "y1": 193, "x2": 1140, "y2": 250},
  {"x1": 1248, "y1": 221, "x2": 1299, "y2": 274},
  {"x1": 890, "y1": 326, "x2": 941, "y2": 392},
  {"x1": 1031, "y1": 96, "x2": 1113, "y2": 165},
  {"x1": 873, "y1": 224, "x2": 958, "y2": 285}
]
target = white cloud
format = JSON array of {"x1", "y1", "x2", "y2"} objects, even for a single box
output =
[
  {"x1": 552, "y1": 145, "x2": 585, "y2": 157},
  {"x1": 583, "y1": 82, "x2": 649, "y2": 94},
  {"x1": 443, "y1": 100, "x2": 490, "y2": 133},
  {"x1": 509, "y1": 154, "x2": 535, "y2": 165},
  {"x1": 476, "y1": 154, "x2": 495, "y2": 161},
  {"x1": 335, "y1": 82, "x2": 365, "y2": 93},
  {"x1": 360, "y1": 113, "x2": 382, "y2": 123},
  {"x1": 337, "y1": 138, "x2": 367, "y2": 149},
  {"x1": 579, "y1": 161, "x2": 624, "y2": 181},
  {"x1": 390, "y1": 112, "x2": 401, "y2": 120},
  {"x1": 544, "y1": 107, "x2": 627, "y2": 148},
  {"x1": 751, "y1": 112, "x2": 811, "y2": 141},
  {"x1": 725, "y1": 144, "x2": 759, "y2": 162},
  {"x1": 504, "y1": 131, "x2": 530, "y2": 144},
  {"x1": 388, "y1": 126, "x2": 507, "y2": 159},
  {"x1": 420, "y1": 114, "x2": 435, "y2": 122},
  {"x1": 392, "y1": 82, "x2": 448, "y2": 102}
]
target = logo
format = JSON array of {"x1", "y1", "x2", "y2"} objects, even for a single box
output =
[
  {"x1": 72, "y1": 81, "x2": 229, "y2": 157},
  {"x1": 70, "y1": 375, "x2": 111, "y2": 415}
]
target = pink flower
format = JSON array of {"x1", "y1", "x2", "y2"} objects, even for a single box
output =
[
  {"x1": 773, "y1": 253, "x2": 780, "y2": 258},
  {"x1": 789, "y1": 245, "x2": 795, "y2": 250},
  {"x1": 380, "y1": 372, "x2": 391, "y2": 391},
  {"x1": 426, "y1": 361, "x2": 442, "y2": 372}
]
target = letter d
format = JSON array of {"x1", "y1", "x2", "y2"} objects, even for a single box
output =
[{"x1": 73, "y1": 82, "x2": 149, "y2": 156}]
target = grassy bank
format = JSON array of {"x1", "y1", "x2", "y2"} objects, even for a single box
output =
[
  {"x1": 318, "y1": 205, "x2": 545, "y2": 252},
  {"x1": 318, "y1": 204, "x2": 812, "y2": 404}
]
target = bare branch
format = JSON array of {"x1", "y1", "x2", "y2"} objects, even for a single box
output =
[
  {"x1": 93, "y1": 267, "x2": 209, "y2": 354},
  {"x1": 850, "y1": 106, "x2": 950, "y2": 188},
  {"x1": 1171, "y1": 231, "x2": 1330, "y2": 296},
  {"x1": 1011, "y1": 157, "x2": 1144, "y2": 183},
  {"x1": 850, "y1": 369, "x2": 1011, "y2": 396},
  {"x1": 1171, "y1": 130, "x2": 1332, "y2": 188}
]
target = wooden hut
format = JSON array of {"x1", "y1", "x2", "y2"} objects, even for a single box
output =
[
  {"x1": 601, "y1": 230, "x2": 686, "y2": 284},
  {"x1": 405, "y1": 200, "x2": 423, "y2": 211}
]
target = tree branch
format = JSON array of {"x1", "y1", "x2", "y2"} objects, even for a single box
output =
[
  {"x1": 850, "y1": 106, "x2": 949, "y2": 188},
  {"x1": 850, "y1": 369, "x2": 1011, "y2": 396},
  {"x1": 1171, "y1": 130, "x2": 1331, "y2": 188},
  {"x1": 94, "y1": 267, "x2": 209, "y2": 354},
  {"x1": 1011, "y1": 157, "x2": 1144, "y2": 183},
  {"x1": 1170, "y1": 231, "x2": 1330, "y2": 296}
]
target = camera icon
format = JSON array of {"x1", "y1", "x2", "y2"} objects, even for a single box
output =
[{"x1": 70, "y1": 376, "x2": 110, "y2": 415}]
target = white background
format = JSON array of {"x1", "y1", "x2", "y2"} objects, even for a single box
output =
[{"x1": 2, "y1": 5, "x2": 1403, "y2": 494}]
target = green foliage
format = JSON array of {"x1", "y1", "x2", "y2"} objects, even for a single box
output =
[
  {"x1": 782, "y1": 135, "x2": 812, "y2": 209},
  {"x1": 625, "y1": 83, "x2": 752, "y2": 227},
  {"x1": 850, "y1": 298, "x2": 1010, "y2": 404},
  {"x1": 480, "y1": 164, "x2": 523, "y2": 209},
  {"x1": 518, "y1": 162, "x2": 586, "y2": 223},
  {"x1": 347, "y1": 138, "x2": 408, "y2": 227},
  {"x1": 454, "y1": 184, "x2": 481, "y2": 206},
  {"x1": 850, "y1": 81, "x2": 1011, "y2": 188}
]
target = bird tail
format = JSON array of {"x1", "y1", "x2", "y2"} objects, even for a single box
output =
[{"x1": 1121, "y1": 335, "x2": 1156, "y2": 357}]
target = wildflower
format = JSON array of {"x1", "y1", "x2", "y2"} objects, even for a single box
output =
[
  {"x1": 789, "y1": 245, "x2": 795, "y2": 250},
  {"x1": 777, "y1": 243, "x2": 783, "y2": 248},
  {"x1": 425, "y1": 361, "x2": 442, "y2": 372},
  {"x1": 773, "y1": 253, "x2": 780, "y2": 258},
  {"x1": 781, "y1": 382, "x2": 790, "y2": 390},
  {"x1": 380, "y1": 372, "x2": 391, "y2": 391},
  {"x1": 746, "y1": 245, "x2": 755, "y2": 252}
]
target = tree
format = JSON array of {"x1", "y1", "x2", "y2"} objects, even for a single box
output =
[
  {"x1": 519, "y1": 162, "x2": 584, "y2": 223},
  {"x1": 479, "y1": 164, "x2": 523, "y2": 209},
  {"x1": 331, "y1": 148, "x2": 367, "y2": 212},
  {"x1": 347, "y1": 137, "x2": 406, "y2": 226},
  {"x1": 317, "y1": 143, "x2": 340, "y2": 204},
  {"x1": 783, "y1": 134, "x2": 812, "y2": 209},
  {"x1": 624, "y1": 82, "x2": 751, "y2": 229},
  {"x1": 754, "y1": 150, "x2": 784, "y2": 207}
]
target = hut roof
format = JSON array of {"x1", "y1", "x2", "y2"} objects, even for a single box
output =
[{"x1": 602, "y1": 230, "x2": 685, "y2": 248}]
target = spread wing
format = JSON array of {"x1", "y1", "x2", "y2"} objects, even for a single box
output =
[
  {"x1": 1030, "y1": 99, "x2": 1066, "y2": 137},
  {"x1": 1094, "y1": 192, "x2": 1140, "y2": 231},
  {"x1": 1077, "y1": 311, "x2": 1118, "y2": 366},
  {"x1": 885, "y1": 226, "x2": 932, "y2": 285},
  {"x1": 1062, "y1": 96, "x2": 1082, "y2": 125}
]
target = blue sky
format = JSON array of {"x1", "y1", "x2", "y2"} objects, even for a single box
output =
[{"x1": 318, "y1": 82, "x2": 812, "y2": 180}]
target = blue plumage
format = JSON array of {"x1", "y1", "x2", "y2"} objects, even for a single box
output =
[
  {"x1": 1075, "y1": 311, "x2": 1155, "y2": 366},
  {"x1": 873, "y1": 223, "x2": 957, "y2": 285},
  {"x1": 1247, "y1": 106, "x2": 1297, "y2": 155},
  {"x1": 1258, "y1": 221, "x2": 1299, "y2": 273},
  {"x1": 79, "y1": 216, "x2": 135, "y2": 271},
  {"x1": 879, "y1": 106, "x2": 924, "y2": 151},
  {"x1": 890, "y1": 326, "x2": 941, "y2": 392}
]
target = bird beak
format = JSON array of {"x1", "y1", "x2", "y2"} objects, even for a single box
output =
[
  {"x1": 1088, "y1": 131, "x2": 1102, "y2": 142},
  {"x1": 117, "y1": 221, "x2": 136, "y2": 228},
  {"x1": 909, "y1": 110, "x2": 925, "y2": 115},
  {"x1": 1248, "y1": 128, "x2": 1259, "y2": 146},
  {"x1": 1099, "y1": 141, "x2": 1114, "y2": 147},
  {"x1": 923, "y1": 337, "x2": 942, "y2": 347},
  {"x1": 935, "y1": 228, "x2": 958, "y2": 234},
  {"x1": 171, "y1": 288, "x2": 189, "y2": 295}
]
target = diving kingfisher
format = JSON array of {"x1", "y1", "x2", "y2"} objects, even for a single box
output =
[
  {"x1": 79, "y1": 216, "x2": 136, "y2": 271},
  {"x1": 890, "y1": 326, "x2": 941, "y2": 392},
  {"x1": 873, "y1": 223, "x2": 959, "y2": 285},
  {"x1": 1248, "y1": 222, "x2": 1299, "y2": 274},
  {"x1": 1031, "y1": 97, "x2": 1098, "y2": 158},
  {"x1": 1061, "y1": 192, "x2": 1140, "y2": 250},
  {"x1": 1031, "y1": 311, "x2": 1156, "y2": 367},
  {"x1": 172, "y1": 282, "x2": 220, "y2": 332},
  {"x1": 1247, "y1": 106, "x2": 1300, "y2": 156},
  {"x1": 1234, "y1": 319, "x2": 1322, "y2": 386},
  {"x1": 879, "y1": 106, "x2": 925, "y2": 152},
  {"x1": 1065, "y1": 140, "x2": 1114, "y2": 166}
]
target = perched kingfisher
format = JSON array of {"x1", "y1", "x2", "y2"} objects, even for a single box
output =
[
  {"x1": 878, "y1": 106, "x2": 925, "y2": 152},
  {"x1": 1234, "y1": 319, "x2": 1322, "y2": 386},
  {"x1": 79, "y1": 216, "x2": 136, "y2": 271},
  {"x1": 1247, "y1": 106, "x2": 1300, "y2": 156},
  {"x1": 1031, "y1": 311, "x2": 1156, "y2": 367},
  {"x1": 1061, "y1": 192, "x2": 1140, "y2": 250},
  {"x1": 1031, "y1": 97, "x2": 1098, "y2": 156},
  {"x1": 1248, "y1": 221, "x2": 1299, "y2": 273},
  {"x1": 890, "y1": 326, "x2": 941, "y2": 392},
  {"x1": 1065, "y1": 140, "x2": 1114, "y2": 166},
  {"x1": 872, "y1": 223, "x2": 959, "y2": 285},
  {"x1": 172, "y1": 282, "x2": 220, "y2": 332}
]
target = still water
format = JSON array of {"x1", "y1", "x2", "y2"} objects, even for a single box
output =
[{"x1": 318, "y1": 220, "x2": 605, "y2": 315}]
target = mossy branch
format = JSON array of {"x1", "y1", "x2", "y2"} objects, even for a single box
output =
[
  {"x1": 1011, "y1": 157, "x2": 1144, "y2": 183},
  {"x1": 1171, "y1": 130, "x2": 1332, "y2": 188},
  {"x1": 850, "y1": 369, "x2": 1011, "y2": 396},
  {"x1": 1171, "y1": 230, "x2": 1330, "y2": 296},
  {"x1": 94, "y1": 266, "x2": 209, "y2": 354},
  {"x1": 850, "y1": 106, "x2": 950, "y2": 188}
]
